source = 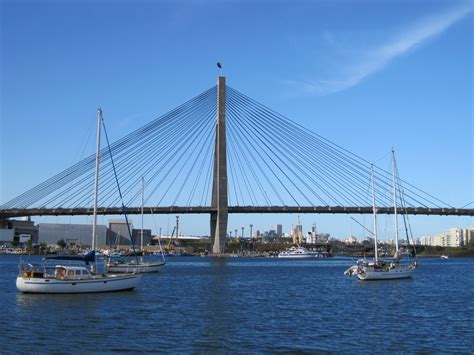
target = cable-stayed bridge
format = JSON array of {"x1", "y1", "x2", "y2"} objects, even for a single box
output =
[{"x1": 1, "y1": 77, "x2": 473, "y2": 252}]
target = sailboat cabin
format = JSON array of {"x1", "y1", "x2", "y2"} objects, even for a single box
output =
[{"x1": 55, "y1": 266, "x2": 92, "y2": 280}]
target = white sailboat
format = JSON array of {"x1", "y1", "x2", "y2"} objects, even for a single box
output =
[
  {"x1": 345, "y1": 152, "x2": 417, "y2": 280},
  {"x1": 16, "y1": 109, "x2": 142, "y2": 293},
  {"x1": 107, "y1": 177, "x2": 165, "y2": 273}
]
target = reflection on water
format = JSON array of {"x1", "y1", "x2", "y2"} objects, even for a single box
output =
[{"x1": 1, "y1": 255, "x2": 473, "y2": 352}]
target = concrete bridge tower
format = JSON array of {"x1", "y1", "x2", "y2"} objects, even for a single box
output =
[{"x1": 210, "y1": 76, "x2": 228, "y2": 254}]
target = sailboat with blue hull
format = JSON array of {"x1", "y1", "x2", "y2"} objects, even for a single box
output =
[{"x1": 16, "y1": 109, "x2": 141, "y2": 293}]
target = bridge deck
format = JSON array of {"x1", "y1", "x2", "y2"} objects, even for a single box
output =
[{"x1": 1, "y1": 206, "x2": 473, "y2": 218}]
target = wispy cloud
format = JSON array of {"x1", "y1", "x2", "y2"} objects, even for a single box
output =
[{"x1": 290, "y1": 3, "x2": 473, "y2": 96}]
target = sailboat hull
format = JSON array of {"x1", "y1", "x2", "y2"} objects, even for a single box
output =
[
  {"x1": 107, "y1": 261, "x2": 165, "y2": 274},
  {"x1": 16, "y1": 274, "x2": 142, "y2": 293},
  {"x1": 357, "y1": 267, "x2": 413, "y2": 281}
]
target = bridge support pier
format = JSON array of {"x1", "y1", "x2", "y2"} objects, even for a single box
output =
[{"x1": 210, "y1": 76, "x2": 228, "y2": 254}]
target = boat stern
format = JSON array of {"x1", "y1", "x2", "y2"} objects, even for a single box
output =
[
  {"x1": 16, "y1": 276, "x2": 28, "y2": 292},
  {"x1": 344, "y1": 265, "x2": 361, "y2": 276}
]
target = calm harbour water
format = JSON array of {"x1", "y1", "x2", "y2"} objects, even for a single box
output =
[{"x1": 0, "y1": 255, "x2": 473, "y2": 353}]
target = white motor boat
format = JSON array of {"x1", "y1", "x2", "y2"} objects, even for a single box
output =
[
  {"x1": 279, "y1": 215, "x2": 326, "y2": 259},
  {"x1": 278, "y1": 246, "x2": 323, "y2": 258}
]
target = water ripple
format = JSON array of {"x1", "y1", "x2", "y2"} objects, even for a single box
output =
[{"x1": 0, "y1": 255, "x2": 472, "y2": 353}]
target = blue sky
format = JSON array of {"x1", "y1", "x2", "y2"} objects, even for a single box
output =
[{"x1": 1, "y1": 0, "x2": 472, "y2": 239}]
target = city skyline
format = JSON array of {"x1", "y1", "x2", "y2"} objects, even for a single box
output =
[
  {"x1": 1, "y1": 0, "x2": 473, "y2": 238},
  {"x1": 20, "y1": 214, "x2": 473, "y2": 244}
]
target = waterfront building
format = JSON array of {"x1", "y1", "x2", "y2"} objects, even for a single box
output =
[
  {"x1": 438, "y1": 228, "x2": 460, "y2": 247},
  {"x1": 131, "y1": 228, "x2": 152, "y2": 247},
  {"x1": 461, "y1": 227, "x2": 474, "y2": 245},
  {"x1": 419, "y1": 227, "x2": 474, "y2": 247},
  {"x1": 276, "y1": 224, "x2": 282, "y2": 237},
  {"x1": 291, "y1": 224, "x2": 303, "y2": 244},
  {"x1": 319, "y1": 233, "x2": 330, "y2": 243},
  {"x1": 0, "y1": 229, "x2": 14, "y2": 246},
  {"x1": 109, "y1": 219, "x2": 134, "y2": 242},
  {"x1": 0, "y1": 219, "x2": 38, "y2": 246},
  {"x1": 38, "y1": 223, "x2": 108, "y2": 247},
  {"x1": 345, "y1": 235, "x2": 358, "y2": 244},
  {"x1": 305, "y1": 231, "x2": 330, "y2": 244},
  {"x1": 305, "y1": 231, "x2": 317, "y2": 244},
  {"x1": 418, "y1": 236, "x2": 433, "y2": 246}
]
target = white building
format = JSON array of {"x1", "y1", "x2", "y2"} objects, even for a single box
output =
[
  {"x1": 420, "y1": 227, "x2": 474, "y2": 247},
  {"x1": 305, "y1": 232, "x2": 317, "y2": 244},
  {"x1": 345, "y1": 235, "x2": 358, "y2": 244}
]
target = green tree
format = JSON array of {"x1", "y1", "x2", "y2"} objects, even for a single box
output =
[
  {"x1": 25, "y1": 239, "x2": 33, "y2": 251},
  {"x1": 39, "y1": 242, "x2": 47, "y2": 254},
  {"x1": 57, "y1": 239, "x2": 66, "y2": 249}
]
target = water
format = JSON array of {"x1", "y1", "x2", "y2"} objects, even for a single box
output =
[{"x1": 1, "y1": 255, "x2": 473, "y2": 353}]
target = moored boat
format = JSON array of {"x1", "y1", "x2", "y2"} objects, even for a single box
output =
[
  {"x1": 16, "y1": 109, "x2": 141, "y2": 293},
  {"x1": 278, "y1": 215, "x2": 327, "y2": 259},
  {"x1": 107, "y1": 257, "x2": 165, "y2": 273},
  {"x1": 106, "y1": 177, "x2": 166, "y2": 273},
  {"x1": 345, "y1": 151, "x2": 417, "y2": 281},
  {"x1": 344, "y1": 259, "x2": 415, "y2": 280},
  {"x1": 17, "y1": 262, "x2": 141, "y2": 293}
]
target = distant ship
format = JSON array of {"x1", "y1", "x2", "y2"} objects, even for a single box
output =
[{"x1": 278, "y1": 246, "x2": 324, "y2": 258}]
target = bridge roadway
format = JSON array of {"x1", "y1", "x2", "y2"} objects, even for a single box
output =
[{"x1": 1, "y1": 206, "x2": 473, "y2": 218}]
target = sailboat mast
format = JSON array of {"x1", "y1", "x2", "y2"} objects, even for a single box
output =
[
  {"x1": 141, "y1": 176, "x2": 144, "y2": 253},
  {"x1": 370, "y1": 163, "x2": 379, "y2": 262},
  {"x1": 176, "y1": 216, "x2": 179, "y2": 244},
  {"x1": 92, "y1": 108, "x2": 102, "y2": 253},
  {"x1": 291, "y1": 224, "x2": 295, "y2": 245},
  {"x1": 392, "y1": 148, "x2": 400, "y2": 254},
  {"x1": 298, "y1": 215, "x2": 302, "y2": 245}
]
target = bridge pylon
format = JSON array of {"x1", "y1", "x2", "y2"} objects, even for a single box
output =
[{"x1": 210, "y1": 76, "x2": 228, "y2": 254}]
